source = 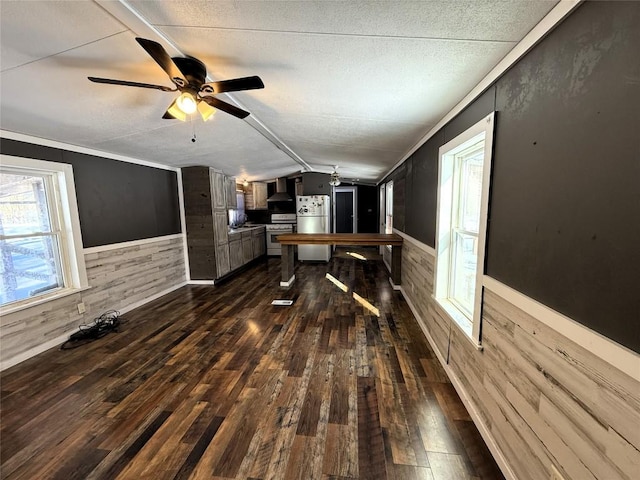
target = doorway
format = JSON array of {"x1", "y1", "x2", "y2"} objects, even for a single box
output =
[{"x1": 334, "y1": 186, "x2": 357, "y2": 233}]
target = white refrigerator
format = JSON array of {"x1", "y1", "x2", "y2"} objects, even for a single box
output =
[{"x1": 296, "y1": 195, "x2": 331, "y2": 261}]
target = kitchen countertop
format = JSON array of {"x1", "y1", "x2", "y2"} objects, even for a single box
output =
[{"x1": 228, "y1": 224, "x2": 266, "y2": 235}]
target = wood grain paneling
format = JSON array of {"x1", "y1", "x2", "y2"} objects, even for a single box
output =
[
  {"x1": 0, "y1": 236, "x2": 186, "y2": 368},
  {"x1": 400, "y1": 238, "x2": 640, "y2": 480}
]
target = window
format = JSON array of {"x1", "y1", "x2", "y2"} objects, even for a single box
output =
[
  {"x1": 434, "y1": 113, "x2": 494, "y2": 344},
  {"x1": 0, "y1": 155, "x2": 87, "y2": 311}
]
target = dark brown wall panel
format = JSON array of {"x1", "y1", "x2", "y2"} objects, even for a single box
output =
[
  {"x1": 487, "y1": 1, "x2": 640, "y2": 351},
  {"x1": 391, "y1": 87, "x2": 495, "y2": 247},
  {"x1": 302, "y1": 172, "x2": 332, "y2": 196},
  {"x1": 1, "y1": 138, "x2": 181, "y2": 248},
  {"x1": 405, "y1": 131, "x2": 444, "y2": 246},
  {"x1": 444, "y1": 86, "x2": 496, "y2": 144}
]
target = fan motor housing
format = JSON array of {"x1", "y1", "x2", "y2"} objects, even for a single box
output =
[{"x1": 173, "y1": 56, "x2": 207, "y2": 88}]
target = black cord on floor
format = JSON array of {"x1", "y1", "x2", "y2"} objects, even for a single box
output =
[{"x1": 60, "y1": 310, "x2": 121, "y2": 350}]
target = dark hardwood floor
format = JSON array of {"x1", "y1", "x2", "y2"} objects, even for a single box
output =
[{"x1": 1, "y1": 248, "x2": 505, "y2": 480}]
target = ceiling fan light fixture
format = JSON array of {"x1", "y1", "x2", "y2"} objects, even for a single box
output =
[
  {"x1": 176, "y1": 92, "x2": 197, "y2": 114},
  {"x1": 329, "y1": 166, "x2": 341, "y2": 187},
  {"x1": 197, "y1": 100, "x2": 216, "y2": 121},
  {"x1": 166, "y1": 100, "x2": 187, "y2": 121}
]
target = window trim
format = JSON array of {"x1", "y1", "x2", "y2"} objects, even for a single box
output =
[
  {"x1": 1, "y1": 155, "x2": 88, "y2": 314},
  {"x1": 385, "y1": 180, "x2": 393, "y2": 235},
  {"x1": 434, "y1": 113, "x2": 495, "y2": 345}
]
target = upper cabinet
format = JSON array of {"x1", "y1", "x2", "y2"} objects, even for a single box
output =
[
  {"x1": 246, "y1": 182, "x2": 268, "y2": 210},
  {"x1": 226, "y1": 176, "x2": 237, "y2": 209},
  {"x1": 211, "y1": 171, "x2": 226, "y2": 210}
]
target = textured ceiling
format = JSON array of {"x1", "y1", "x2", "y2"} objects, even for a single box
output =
[{"x1": 0, "y1": 0, "x2": 558, "y2": 182}]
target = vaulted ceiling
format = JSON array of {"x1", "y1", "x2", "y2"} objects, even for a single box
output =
[{"x1": 0, "y1": 0, "x2": 558, "y2": 182}]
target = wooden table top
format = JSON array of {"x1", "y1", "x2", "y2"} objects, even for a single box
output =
[{"x1": 277, "y1": 232, "x2": 403, "y2": 246}]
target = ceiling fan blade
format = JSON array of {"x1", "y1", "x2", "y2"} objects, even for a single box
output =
[
  {"x1": 135, "y1": 38, "x2": 188, "y2": 86},
  {"x1": 88, "y1": 77, "x2": 175, "y2": 92},
  {"x1": 201, "y1": 76, "x2": 264, "y2": 94},
  {"x1": 201, "y1": 96, "x2": 250, "y2": 119}
]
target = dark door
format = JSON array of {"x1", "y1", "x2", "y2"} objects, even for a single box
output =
[{"x1": 336, "y1": 191, "x2": 354, "y2": 233}]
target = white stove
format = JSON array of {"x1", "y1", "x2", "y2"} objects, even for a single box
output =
[{"x1": 266, "y1": 213, "x2": 296, "y2": 256}]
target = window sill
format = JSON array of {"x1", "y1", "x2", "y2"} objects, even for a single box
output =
[
  {"x1": 433, "y1": 297, "x2": 483, "y2": 351},
  {"x1": 0, "y1": 286, "x2": 92, "y2": 317}
]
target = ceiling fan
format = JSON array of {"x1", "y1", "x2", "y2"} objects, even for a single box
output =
[{"x1": 88, "y1": 37, "x2": 264, "y2": 121}]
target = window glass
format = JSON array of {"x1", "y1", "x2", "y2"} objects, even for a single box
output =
[
  {"x1": 458, "y1": 146, "x2": 484, "y2": 234},
  {"x1": 385, "y1": 181, "x2": 393, "y2": 234},
  {"x1": 1, "y1": 171, "x2": 64, "y2": 305},
  {"x1": 449, "y1": 143, "x2": 484, "y2": 315},
  {"x1": 450, "y1": 231, "x2": 477, "y2": 316}
]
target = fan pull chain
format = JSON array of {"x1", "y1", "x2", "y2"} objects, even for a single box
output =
[{"x1": 191, "y1": 114, "x2": 197, "y2": 143}]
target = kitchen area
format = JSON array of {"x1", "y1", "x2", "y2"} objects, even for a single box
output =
[{"x1": 182, "y1": 167, "x2": 379, "y2": 283}]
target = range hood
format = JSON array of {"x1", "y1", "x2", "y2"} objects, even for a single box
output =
[{"x1": 267, "y1": 178, "x2": 292, "y2": 202}]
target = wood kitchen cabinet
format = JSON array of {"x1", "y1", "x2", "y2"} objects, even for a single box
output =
[
  {"x1": 215, "y1": 243, "x2": 230, "y2": 277},
  {"x1": 242, "y1": 232, "x2": 253, "y2": 263},
  {"x1": 225, "y1": 176, "x2": 237, "y2": 208},
  {"x1": 252, "y1": 229, "x2": 266, "y2": 257},
  {"x1": 228, "y1": 235, "x2": 243, "y2": 270},
  {"x1": 213, "y1": 211, "x2": 229, "y2": 247},
  {"x1": 182, "y1": 166, "x2": 231, "y2": 281},
  {"x1": 246, "y1": 182, "x2": 268, "y2": 210},
  {"x1": 211, "y1": 170, "x2": 226, "y2": 210}
]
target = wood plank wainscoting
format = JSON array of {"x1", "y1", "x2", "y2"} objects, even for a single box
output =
[
  {"x1": 0, "y1": 235, "x2": 186, "y2": 370},
  {"x1": 399, "y1": 235, "x2": 640, "y2": 480},
  {"x1": 0, "y1": 248, "x2": 504, "y2": 480}
]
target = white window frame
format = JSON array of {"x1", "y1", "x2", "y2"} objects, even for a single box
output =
[
  {"x1": 1, "y1": 155, "x2": 88, "y2": 314},
  {"x1": 385, "y1": 180, "x2": 393, "y2": 234},
  {"x1": 434, "y1": 113, "x2": 495, "y2": 346}
]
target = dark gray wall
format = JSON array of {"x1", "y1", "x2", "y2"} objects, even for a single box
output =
[
  {"x1": 1, "y1": 138, "x2": 181, "y2": 248},
  {"x1": 302, "y1": 172, "x2": 332, "y2": 196},
  {"x1": 381, "y1": 1, "x2": 640, "y2": 352},
  {"x1": 488, "y1": 1, "x2": 640, "y2": 350},
  {"x1": 388, "y1": 162, "x2": 407, "y2": 233}
]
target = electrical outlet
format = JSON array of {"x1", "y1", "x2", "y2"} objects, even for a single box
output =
[
  {"x1": 550, "y1": 464, "x2": 567, "y2": 480},
  {"x1": 77, "y1": 302, "x2": 86, "y2": 314}
]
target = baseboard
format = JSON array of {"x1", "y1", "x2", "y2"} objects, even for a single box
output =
[
  {"x1": 0, "y1": 331, "x2": 71, "y2": 372},
  {"x1": 280, "y1": 275, "x2": 295, "y2": 287},
  {"x1": 116, "y1": 281, "x2": 187, "y2": 315},
  {"x1": 399, "y1": 285, "x2": 517, "y2": 480},
  {"x1": 0, "y1": 281, "x2": 188, "y2": 372}
]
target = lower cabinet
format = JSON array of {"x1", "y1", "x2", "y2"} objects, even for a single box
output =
[
  {"x1": 229, "y1": 237, "x2": 243, "y2": 270},
  {"x1": 216, "y1": 243, "x2": 230, "y2": 278},
  {"x1": 242, "y1": 233, "x2": 253, "y2": 264},
  {"x1": 223, "y1": 227, "x2": 267, "y2": 277},
  {"x1": 252, "y1": 231, "x2": 266, "y2": 257}
]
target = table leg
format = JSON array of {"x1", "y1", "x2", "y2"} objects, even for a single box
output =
[
  {"x1": 280, "y1": 244, "x2": 296, "y2": 287},
  {"x1": 391, "y1": 244, "x2": 402, "y2": 287}
]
